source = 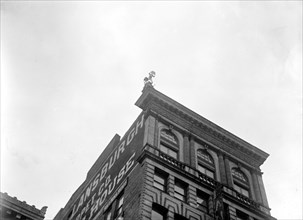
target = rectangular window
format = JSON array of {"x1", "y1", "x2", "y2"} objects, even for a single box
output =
[
  {"x1": 196, "y1": 190, "x2": 209, "y2": 213},
  {"x1": 114, "y1": 192, "x2": 124, "y2": 219},
  {"x1": 153, "y1": 168, "x2": 168, "y2": 191},
  {"x1": 104, "y1": 206, "x2": 112, "y2": 220},
  {"x1": 234, "y1": 183, "x2": 249, "y2": 197},
  {"x1": 198, "y1": 164, "x2": 214, "y2": 179},
  {"x1": 174, "y1": 179, "x2": 187, "y2": 202},
  {"x1": 236, "y1": 209, "x2": 249, "y2": 220},
  {"x1": 160, "y1": 143, "x2": 178, "y2": 159},
  {"x1": 174, "y1": 214, "x2": 188, "y2": 220},
  {"x1": 151, "y1": 203, "x2": 167, "y2": 220}
]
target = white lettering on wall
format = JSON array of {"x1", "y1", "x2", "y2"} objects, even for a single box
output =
[{"x1": 70, "y1": 114, "x2": 144, "y2": 220}]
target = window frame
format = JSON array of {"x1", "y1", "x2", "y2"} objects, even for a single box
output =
[
  {"x1": 196, "y1": 149, "x2": 215, "y2": 179},
  {"x1": 159, "y1": 129, "x2": 179, "y2": 159},
  {"x1": 174, "y1": 178, "x2": 188, "y2": 202},
  {"x1": 197, "y1": 163, "x2": 215, "y2": 179},
  {"x1": 236, "y1": 209, "x2": 249, "y2": 220},
  {"x1": 232, "y1": 168, "x2": 250, "y2": 198},
  {"x1": 174, "y1": 213, "x2": 189, "y2": 220},
  {"x1": 159, "y1": 142, "x2": 178, "y2": 159},
  {"x1": 153, "y1": 168, "x2": 168, "y2": 192},
  {"x1": 114, "y1": 192, "x2": 124, "y2": 219},
  {"x1": 196, "y1": 190, "x2": 209, "y2": 213},
  {"x1": 151, "y1": 203, "x2": 167, "y2": 220}
]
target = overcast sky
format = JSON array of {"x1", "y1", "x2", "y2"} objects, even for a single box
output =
[{"x1": 1, "y1": 1, "x2": 302, "y2": 219}]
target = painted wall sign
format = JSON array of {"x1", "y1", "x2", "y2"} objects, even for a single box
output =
[{"x1": 69, "y1": 113, "x2": 145, "y2": 220}]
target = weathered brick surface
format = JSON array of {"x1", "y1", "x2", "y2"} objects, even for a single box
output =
[{"x1": 123, "y1": 164, "x2": 145, "y2": 220}]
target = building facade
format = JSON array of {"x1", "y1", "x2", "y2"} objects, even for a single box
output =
[
  {"x1": 0, "y1": 192, "x2": 47, "y2": 220},
  {"x1": 54, "y1": 83, "x2": 276, "y2": 220}
]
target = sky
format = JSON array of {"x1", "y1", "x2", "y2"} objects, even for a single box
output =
[{"x1": 1, "y1": 1, "x2": 302, "y2": 219}]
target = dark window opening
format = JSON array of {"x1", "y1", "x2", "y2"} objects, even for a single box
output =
[
  {"x1": 153, "y1": 168, "x2": 168, "y2": 192},
  {"x1": 151, "y1": 203, "x2": 167, "y2": 220},
  {"x1": 114, "y1": 192, "x2": 124, "y2": 219},
  {"x1": 196, "y1": 190, "x2": 209, "y2": 213},
  {"x1": 236, "y1": 209, "x2": 249, "y2": 220},
  {"x1": 104, "y1": 205, "x2": 112, "y2": 220},
  {"x1": 174, "y1": 213, "x2": 188, "y2": 220},
  {"x1": 174, "y1": 179, "x2": 187, "y2": 202}
]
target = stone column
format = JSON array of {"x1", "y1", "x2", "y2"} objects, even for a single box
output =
[
  {"x1": 218, "y1": 152, "x2": 227, "y2": 185},
  {"x1": 167, "y1": 207, "x2": 175, "y2": 220},
  {"x1": 167, "y1": 175, "x2": 175, "y2": 197},
  {"x1": 143, "y1": 115, "x2": 156, "y2": 148},
  {"x1": 257, "y1": 174, "x2": 269, "y2": 207},
  {"x1": 187, "y1": 185, "x2": 197, "y2": 207},
  {"x1": 251, "y1": 171, "x2": 262, "y2": 203},
  {"x1": 227, "y1": 206, "x2": 237, "y2": 220},
  {"x1": 183, "y1": 133, "x2": 190, "y2": 165},
  {"x1": 189, "y1": 136, "x2": 196, "y2": 168},
  {"x1": 224, "y1": 156, "x2": 233, "y2": 187},
  {"x1": 154, "y1": 115, "x2": 159, "y2": 148}
]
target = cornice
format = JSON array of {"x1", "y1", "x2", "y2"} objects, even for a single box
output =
[
  {"x1": 135, "y1": 86, "x2": 269, "y2": 167},
  {"x1": 0, "y1": 192, "x2": 47, "y2": 219}
]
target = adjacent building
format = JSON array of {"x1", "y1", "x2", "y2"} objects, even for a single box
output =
[
  {"x1": 0, "y1": 192, "x2": 47, "y2": 220},
  {"x1": 54, "y1": 80, "x2": 276, "y2": 220}
]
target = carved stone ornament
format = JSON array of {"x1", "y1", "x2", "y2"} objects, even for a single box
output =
[{"x1": 144, "y1": 71, "x2": 156, "y2": 87}]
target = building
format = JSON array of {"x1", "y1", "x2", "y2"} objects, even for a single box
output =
[
  {"x1": 54, "y1": 78, "x2": 276, "y2": 220},
  {"x1": 0, "y1": 192, "x2": 47, "y2": 220}
]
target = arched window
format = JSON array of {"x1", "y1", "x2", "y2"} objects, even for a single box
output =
[
  {"x1": 232, "y1": 168, "x2": 250, "y2": 197},
  {"x1": 197, "y1": 149, "x2": 215, "y2": 179},
  {"x1": 159, "y1": 129, "x2": 179, "y2": 159}
]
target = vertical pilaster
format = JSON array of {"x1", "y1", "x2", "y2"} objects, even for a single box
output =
[
  {"x1": 224, "y1": 156, "x2": 233, "y2": 187},
  {"x1": 208, "y1": 195, "x2": 214, "y2": 217},
  {"x1": 187, "y1": 185, "x2": 196, "y2": 207},
  {"x1": 227, "y1": 206, "x2": 237, "y2": 220},
  {"x1": 167, "y1": 175, "x2": 175, "y2": 197},
  {"x1": 153, "y1": 114, "x2": 160, "y2": 149},
  {"x1": 143, "y1": 115, "x2": 156, "y2": 148},
  {"x1": 183, "y1": 133, "x2": 190, "y2": 165},
  {"x1": 167, "y1": 207, "x2": 174, "y2": 220},
  {"x1": 251, "y1": 171, "x2": 262, "y2": 203},
  {"x1": 218, "y1": 152, "x2": 227, "y2": 185},
  {"x1": 257, "y1": 174, "x2": 269, "y2": 207},
  {"x1": 189, "y1": 136, "x2": 196, "y2": 168}
]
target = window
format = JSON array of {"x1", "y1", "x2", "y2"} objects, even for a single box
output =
[
  {"x1": 232, "y1": 168, "x2": 250, "y2": 197},
  {"x1": 160, "y1": 129, "x2": 179, "y2": 159},
  {"x1": 159, "y1": 143, "x2": 178, "y2": 159},
  {"x1": 114, "y1": 192, "x2": 124, "y2": 219},
  {"x1": 161, "y1": 129, "x2": 178, "y2": 144},
  {"x1": 236, "y1": 209, "x2": 249, "y2": 220},
  {"x1": 174, "y1": 179, "x2": 187, "y2": 202},
  {"x1": 197, "y1": 164, "x2": 215, "y2": 179},
  {"x1": 174, "y1": 214, "x2": 188, "y2": 220},
  {"x1": 197, "y1": 149, "x2": 215, "y2": 179},
  {"x1": 234, "y1": 183, "x2": 249, "y2": 197},
  {"x1": 196, "y1": 190, "x2": 209, "y2": 213},
  {"x1": 151, "y1": 203, "x2": 167, "y2": 220},
  {"x1": 104, "y1": 206, "x2": 112, "y2": 220},
  {"x1": 153, "y1": 168, "x2": 168, "y2": 191}
]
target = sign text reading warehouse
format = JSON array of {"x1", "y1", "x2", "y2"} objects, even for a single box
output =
[{"x1": 69, "y1": 113, "x2": 145, "y2": 220}]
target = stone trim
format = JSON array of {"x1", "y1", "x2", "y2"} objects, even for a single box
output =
[{"x1": 135, "y1": 87, "x2": 269, "y2": 167}]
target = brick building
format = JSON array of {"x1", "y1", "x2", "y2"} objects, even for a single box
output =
[
  {"x1": 54, "y1": 81, "x2": 276, "y2": 220},
  {"x1": 0, "y1": 192, "x2": 47, "y2": 220}
]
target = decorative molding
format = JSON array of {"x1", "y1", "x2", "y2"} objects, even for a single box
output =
[
  {"x1": 136, "y1": 89, "x2": 268, "y2": 168},
  {"x1": 0, "y1": 192, "x2": 47, "y2": 220}
]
